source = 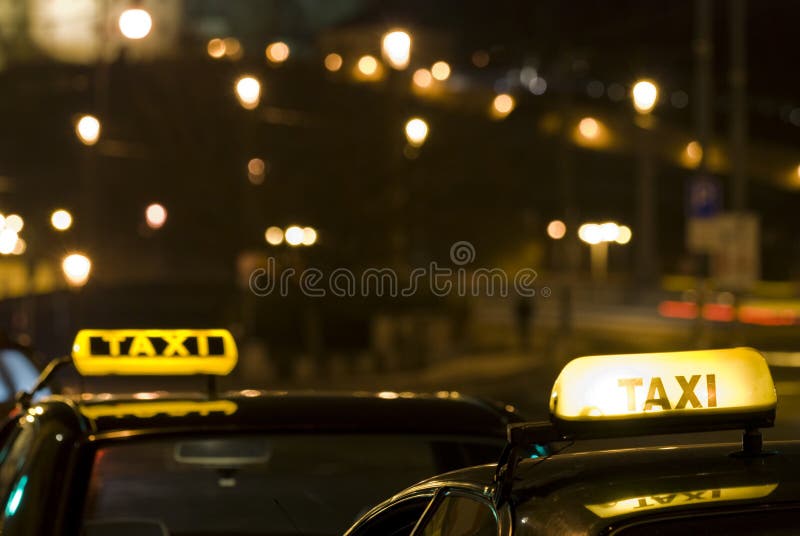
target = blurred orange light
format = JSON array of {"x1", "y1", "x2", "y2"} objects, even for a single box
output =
[
  {"x1": 247, "y1": 158, "x2": 267, "y2": 185},
  {"x1": 266, "y1": 41, "x2": 290, "y2": 64},
  {"x1": 472, "y1": 50, "x2": 489, "y2": 68},
  {"x1": 547, "y1": 220, "x2": 567, "y2": 240},
  {"x1": 145, "y1": 203, "x2": 167, "y2": 230},
  {"x1": 75, "y1": 115, "x2": 101, "y2": 145},
  {"x1": 265, "y1": 226, "x2": 283, "y2": 245},
  {"x1": 357, "y1": 55, "x2": 379, "y2": 77},
  {"x1": 381, "y1": 30, "x2": 411, "y2": 70},
  {"x1": 324, "y1": 53, "x2": 343, "y2": 72},
  {"x1": 207, "y1": 38, "x2": 226, "y2": 59},
  {"x1": 683, "y1": 140, "x2": 703, "y2": 168},
  {"x1": 412, "y1": 68, "x2": 433, "y2": 88},
  {"x1": 235, "y1": 76, "x2": 261, "y2": 109},
  {"x1": 491, "y1": 94, "x2": 515, "y2": 119},
  {"x1": 578, "y1": 117, "x2": 600, "y2": 139}
]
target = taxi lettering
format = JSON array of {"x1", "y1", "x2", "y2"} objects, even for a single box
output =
[
  {"x1": 97, "y1": 334, "x2": 206, "y2": 357},
  {"x1": 633, "y1": 489, "x2": 721, "y2": 509},
  {"x1": 617, "y1": 374, "x2": 717, "y2": 412}
]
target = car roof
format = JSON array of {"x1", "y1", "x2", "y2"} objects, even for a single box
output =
[
  {"x1": 395, "y1": 440, "x2": 800, "y2": 534},
  {"x1": 36, "y1": 390, "x2": 522, "y2": 438}
]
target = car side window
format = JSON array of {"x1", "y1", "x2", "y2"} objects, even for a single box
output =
[
  {"x1": 416, "y1": 492, "x2": 499, "y2": 536},
  {"x1": 349, "y1": 495, "x2": 434, "y2": 536}
]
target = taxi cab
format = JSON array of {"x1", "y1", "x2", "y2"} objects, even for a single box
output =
[
  {"x1": 0, "y1": 329, "x2": 522, "y2": 536},
  {"x1": 346, "y1": 347, "x2": 797, "y2": 535}
]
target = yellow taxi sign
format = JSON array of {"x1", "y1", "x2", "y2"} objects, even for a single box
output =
[
  {"x1": 80, "y1": 400, "x2": 238, "y2": 420},
  {"x1": 72, "y1": 329, "x2": 238, "y2": 376},
  {"x1": 585, "y1": 483, "x2": 777, "y2": 518},
  {"x1": 550, "y1": 348, "x2": 776, "y2": 435}
]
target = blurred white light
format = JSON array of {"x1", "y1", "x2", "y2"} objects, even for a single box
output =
[
  {"x1": 431, "y1": 61, "x2": 451, "y2": 81},
  {"x1": 265, "y1": 226, "x2": 284, "y2": 245},
  {"x1": 118, "y1": 8, "x2": 152, "y2": 40},
  {"x1": 302, "y1": 227, "x2": 317, "y2": 246},
  {"x1": 0, "y1": 230, "x2": 17, "y2": 254},
  {"x1": 404, "y1": 118, "x2": 429, "y2": 147},
  {"x1": 62, "y1": 253, "x2": 91, "y2": 287},
  {"x1": 285, "y1": 226, "x2": 304, "y2": 246},
  {"x1": 616, "y1": 225, "x2": 632, "y2": 244},
  {"x1": 632, "y1": 80, "x2": 658, "y2": 113},
  {"x1": 145, "y1": 203, "x2": 167, "y2": 230},
  {"x1": 51, "y1": 209, "x2": 73, "y2": 231},
  {"x1": 5, "y1": 214, "x2": 23, "y2": 233},
  {"x1": 600, "y1": 222, "x2": 620, "y2": 242},
  {"x1": 578, "y1": 224, "x2": 602, "y2": 245},
  {"x1": 547, "y1": 220, "x2": 567, "y2": 240},
  {"x1": 75, "y1": 115, "x2": 101, "y2": 145},
  {"x1": 235, "y1": 76, "x2": 261, "y2": 110},
  {"x1": 381, "y1": 30, "x2": 411, "y2": 70}
]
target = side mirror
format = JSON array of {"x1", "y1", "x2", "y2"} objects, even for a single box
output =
[{"x1": 83, "y1": 519, "x2": 168, "y2": 536}]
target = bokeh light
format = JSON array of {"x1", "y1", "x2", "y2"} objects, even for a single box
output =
[
  {"x1": 235, "y1": 76, "x2": 261, "y2": 110},
  {"x1": 412, "y1": 68, "x2": 433, "y2": 89},
  {"x1": 265, "y1": 226, "x2": 284, "y2": 246},
  {"x1": 118, "y1": 8, "x2": 152, "y2": 40},
  {"x1": 578, "y1": 117, "x2": 600, "y2": 139},
  {"x1": 266, "y1": 41, "x2": 290, "y2": 64},
  {"x1": 0, "y1": 230, "x2": 17, "y2": 255},
  {"x1": 145, "y1": 203, "x2": 167, "y2": 230},
  {"x1": 404, "y1": 118, "x2": 429, "y2": 147},
  {"x1": 431, "y1": 61, "x2": 451, "y2": 81},
  {"x1": 5, "y1": 214, "x2": 23, "y2": 233},
  {"x1": 324, "y1": 53, "x2": 343, "y2": 72},
  {"x1": 547, "y1": 220, "x2": 567, "y2": 240},
  {"x1": 247, "y1": 158, "x2": 267, "y2": 185},
  {"x1": 207, "y1": 38, "x2": 226, "y2": 59},
  {"x1": 302, "y1": 227, "x2": 318, "y2": 246},
  {"x1": 491, "y1": 94, "x2": 515, "y2": 119},
  {"x1": 51, "y1": 209, "x2": 73, "y2": 231},
  {"x1": 76, "y1": 115, "x2": 101, "y2": 146},
  {"x1": 632, "y1": 79, "x2": 658, "y2": 113},
  {"x1": 62, "y1": 253, "x2": 91, "y2": 287},
  {"x1": 285, "y1": 226, "x2": 305, "y2": 246},
  {"x1": 381, "y1": 30, "x2": 411, "y2": 70}
]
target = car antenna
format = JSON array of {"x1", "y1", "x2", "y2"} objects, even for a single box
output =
[
  {"x1": 492, "y1": 422, "x2": 562, "y2": 507},
  {"x1": 16, "y1": 355, "x2": 73, "y2": 410}
]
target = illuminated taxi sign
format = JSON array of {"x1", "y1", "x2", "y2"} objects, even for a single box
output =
[
  {"x1": 550, "y1": 348, "x2": 776, "y2": 434},
  {"x1": 80, "y1": 400, "x2": 238, "y2": 420},
  {"x1": 72, "y1": 329, "x2": 237, "y2": 376},
  {"x1": 585, "y1": 483, "x2": 777, "y2": 518}
]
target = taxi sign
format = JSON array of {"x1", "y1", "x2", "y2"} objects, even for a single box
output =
[
  {"x1": 72, "y1": 329, "x2": 238, "y2": 376},
  {"x1": 549, "y1": 348, "x2": 776, "y2": 437},
  {"x1": 585, "y1": 483, "x2": 777, "y2": 518},
  {"x1": 80, "y1": 400, "x2": 238, "y2": 420}
]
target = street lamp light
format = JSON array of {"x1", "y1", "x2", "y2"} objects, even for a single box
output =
[
  {"x1": 75, "y1": 115, "x2": 101, "y2": 146},
  {"x1": 284, "y1": 226, "x2": 304, "y2": 246},
  {"x1": 145, "y1": 203, "x2": 167, "y2": 230},
  {"x1": 235, "y1": 76, "x2": 261, "y2": 110},
  {"x1": 118, "y1": 8, "x2": 152, "y2": 40},
  {"x1": 51, "y1": 209, "x2": 73, "y2": 231},
  {"x1": 632, "y1": 80, "x2": 659, "y2": 114},
  {"x1": 265, "y1": 41, "x2": 290, "y2": 64},
  {"x1": 404, "y1": 118, "x2": 429, "y2": 147},
  {"x1": 381, "y1": 30, "x2": 411, "y2": 70},
  {"x1": 62, "y1": 253, "x2": 92, "y2": 287},
  {"x1": 578, "y1": 222, "x2": 632, "y2": 281}
]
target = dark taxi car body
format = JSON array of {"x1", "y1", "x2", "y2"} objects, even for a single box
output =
[
  {"x1": 0, "y1": 391, "x2": 521, "y2": 535},
  {"x1": 347, "y1": 439, "x2": 800, "y2": 535},
  {"x1": 347, "y1": 347, "x2": 792, "y2": 535}
]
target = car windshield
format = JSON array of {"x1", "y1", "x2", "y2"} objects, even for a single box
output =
[{"x1": 82, "y1": 434, "x2": 502, "y2": 536}]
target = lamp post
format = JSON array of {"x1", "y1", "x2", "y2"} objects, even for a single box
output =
[
  {"x1": 631, "y1": 79, "x2": 659, "y2": 287},
  {"x1": 578, "y1": 222, "x2": 632, "y2": 281}
]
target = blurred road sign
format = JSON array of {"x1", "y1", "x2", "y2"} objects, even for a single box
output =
[
  {"x1": 711, "y1": 212, "x2": 760, "y2": 290},
  {"x1": 686, "y1": 176, "x2": 723, "y2": 253},
  {"x1": 687, "y1": 176, "x2": 722, "y2": 219}
]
